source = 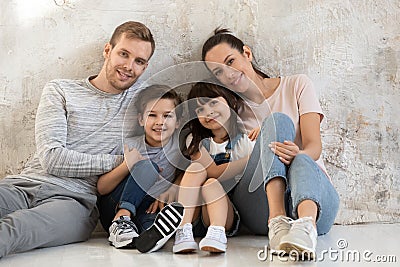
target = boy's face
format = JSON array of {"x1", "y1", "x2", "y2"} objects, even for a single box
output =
[{"x1": 139, "y1": 98, "x2": 179, "y2": 147}]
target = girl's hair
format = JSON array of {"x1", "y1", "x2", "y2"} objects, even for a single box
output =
[
  {"x1": 202, "y1": 27, "x2": 269, "y2": 78},
  {"x1": 186, "y1": 81, "x2": 244, "y2": 156},
  {"x1": 135, "y1": 84, "x2": 183, "y2": 118}
]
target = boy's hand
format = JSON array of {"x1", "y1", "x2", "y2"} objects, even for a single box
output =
[
  {"x1": 269, "y1": 141, "x2": 299, "y2": 165},
  {"x1": 124, "y1": 145, "x2": 145, "y2": 169},
  {"x1": 248, "y1": 127, "x2": 260, "y2": 141}
]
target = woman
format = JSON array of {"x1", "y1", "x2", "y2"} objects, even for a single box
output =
[{"x1": 200, "y1": 28, "x2": 339, "y2": 259}]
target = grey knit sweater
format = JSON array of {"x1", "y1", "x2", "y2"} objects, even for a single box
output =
[{"x1": 9, "y1": 77, "x2": 139, "y2": 195}]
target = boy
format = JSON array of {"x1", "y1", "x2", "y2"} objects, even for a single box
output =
[{"x1": 97, "y1": 85, "x2": 184, "y2": 249}]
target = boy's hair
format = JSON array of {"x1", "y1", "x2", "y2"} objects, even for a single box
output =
[
  {"x1": 186, "y1": 81, "x2": 244, "y2": 156},
  {"x1": 135, "y1": 84, "x2": 183, "y2": 118},
  {"x1": 110, "y1": 21, "x2": 155, "y2": 59}
]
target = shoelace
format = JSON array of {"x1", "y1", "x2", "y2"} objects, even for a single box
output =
[
  {"x1": 176, "y1": 225, "x2": 193, "y2": 240},
  {"x1": 116, "y1": 219, "x2": 138, "y2": 233},
  {"x1": 269, "y1": 216, "x2": 293, "y2": 234},
  {"x1": 206, "y1": 227, "x2": 224, "y2": 240},
  {"x1": 288, "y1": 216, "x2": 314, "y2": 234}
]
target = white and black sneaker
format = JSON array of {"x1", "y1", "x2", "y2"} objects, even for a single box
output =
[
  {"x1": 136, "y1": 202, "x2": 184, "y2": 253},
  {"x1": 108, "y1": 215, "x2": 139, "y2": 248}
]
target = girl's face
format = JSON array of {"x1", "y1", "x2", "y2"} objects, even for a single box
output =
[
  {"x1": 204, "y1": 43, "x2": 255, "y2": 94},
  {"x1": 195, "y1": 96, "x2": 231, "y2": 132}
]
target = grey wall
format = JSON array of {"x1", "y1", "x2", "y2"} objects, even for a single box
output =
[{"x1": 0, "y1": 0, "x2": 399, "y2": 224}]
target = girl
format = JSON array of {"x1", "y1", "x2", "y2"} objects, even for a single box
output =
[
  {"x1": 200, "y1": 28, "x2": 340, "y2": 259},
  {"x1": 172, "y1": 82, "x2": 254, "y2": 253}
]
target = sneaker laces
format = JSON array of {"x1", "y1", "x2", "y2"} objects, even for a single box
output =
[
  {"x1": 206, "y1": 226, "x2": 225, "y2": 240},
  {"x1": 269, "y1": 216, "x2": 292, "y2": 234},
  {"x1": 176, "y1": 224, "x2": 193, "y2": 240},
  {"x1": 289, "y1": 216, "x2": 314, "y2": 234},
  {"x1": 115, "y1": 217, "x2": 138, "y2": 233}
]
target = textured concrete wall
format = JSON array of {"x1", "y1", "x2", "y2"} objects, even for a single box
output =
[{"x1": 0, "y1": 0, "x2": 399, "y2": 224}]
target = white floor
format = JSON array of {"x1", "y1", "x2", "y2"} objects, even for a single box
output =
[{"x1": 1, "y1": 223, "x2": 399, "y2": 267}]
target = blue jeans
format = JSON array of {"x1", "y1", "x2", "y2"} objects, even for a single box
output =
[
  {"x1": 97, "y1": 160, "x2": 160, "y2": 233},
  {"x1": 231, "y1": 113, "x2": 339, "y2": 236}
]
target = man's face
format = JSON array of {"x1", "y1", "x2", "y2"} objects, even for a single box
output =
[{"x1": 103, "y1": 34, "x2": 152, "y2": 93}]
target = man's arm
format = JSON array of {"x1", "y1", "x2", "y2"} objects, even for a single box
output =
[{"x1": 35, "y1": 81, "x2": 123, "y2": 178}]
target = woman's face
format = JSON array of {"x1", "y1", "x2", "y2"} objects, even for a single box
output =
[{"x1": 204, "y1": 43, "x2": 255, "y2": 93}]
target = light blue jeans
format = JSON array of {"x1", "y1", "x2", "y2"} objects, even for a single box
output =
[{"x1": 231, "y1": 113, "x2": 339, "y2": 236}]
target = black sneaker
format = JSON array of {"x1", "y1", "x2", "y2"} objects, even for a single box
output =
[{"x1": 135, "y1": 202, "x2": 184, "y2": 253}]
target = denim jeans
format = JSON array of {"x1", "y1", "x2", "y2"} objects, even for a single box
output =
[
  {"x1": 97, "y1": 160, "x2": 160, "y2": 233},
  {"x1": 231, "y1": 112, "x2": 339, "y2": 236}
]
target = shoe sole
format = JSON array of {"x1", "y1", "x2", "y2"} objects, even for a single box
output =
[
  {"x1": 172, "y1": 242, "x2": 198, "y2": 254},
  {"x1": 199, "y1": 239, "x2": 226, "y2": 253},
  {"x1": 136, "y1": 202, "x2": 184, "y2": 253},
  {"x1": 108, "y1": 233, "x2": 138, "y2": 248},
  {"x1": 200, "y1": 246, "x2": 226, "y2": 253},
  {"x1": 279, "y1": 242, "x2": 315, "y2": 260}
]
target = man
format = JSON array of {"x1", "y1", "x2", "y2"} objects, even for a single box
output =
[{"x1": 0, "y1": 21, "x2": 155, "y2": 258}]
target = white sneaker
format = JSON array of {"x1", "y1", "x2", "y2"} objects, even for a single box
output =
[
  {"x1": 173, "y1": 223, "x2": 198, "y2": 253},
  {"x1": 268, "y1": 215, "x2": 292, "y2": 253},
  {"x1": 108, "y1": 215, "x2": 139, "y2": 248},
  {"x1": 199, "y1": 225, "x2": 227, "y2": 253},
  {"x1": 279, "y1": 216, "x2": 317, "y2": 260}
]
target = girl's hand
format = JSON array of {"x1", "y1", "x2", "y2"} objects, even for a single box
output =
[
  {"x1": 146, "y1": 186, "x2": 178, "y2": 213},
  {"x1": 269, "y1": 140, "x2": 300, "y2": 165},
  {"x1": 248, "y1": 127, "x2": 260, "y2": 141},
  {"x1": 124, "y1": 145, "x2": 145, "y2": 169},
  {"x1": 146, "y1": 200, "x2": 160, "y2": 214}
]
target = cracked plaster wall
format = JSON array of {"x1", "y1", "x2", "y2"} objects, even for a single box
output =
[{"x1": 0, "y1": 0, "x2": 399, "y2": 224}]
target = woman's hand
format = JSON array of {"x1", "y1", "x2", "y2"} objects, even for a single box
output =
[
  {"x1": 248, "y1": 127, "x2": 260, "y2": 141},
  {"x1": 124, "y1": 145, "x2": 145, "y2": 169},
  {"x1": 269, "y1": 140, "x2": 300, "y2": 165},
  {"x1": 146, "y1": 185, "x2": 178, "y2": 213}
]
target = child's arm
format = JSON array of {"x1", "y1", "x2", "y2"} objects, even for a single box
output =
[
  {"x1": 192, "y1": 146, "x2": 249, "y2": 180},
  {"x1": 97, "y1": 161, "x2": 129, "y2": 195},
  {"x1": 146, "y1": 172, "x2": 183, "y2": 214},
  {"x1": 97, "y1": 147, "x2": 144, "y2": 195}
]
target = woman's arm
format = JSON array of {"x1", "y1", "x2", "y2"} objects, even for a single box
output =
[{"x1": 298, "y1": 112, "x2": 322, "y2": 160}]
